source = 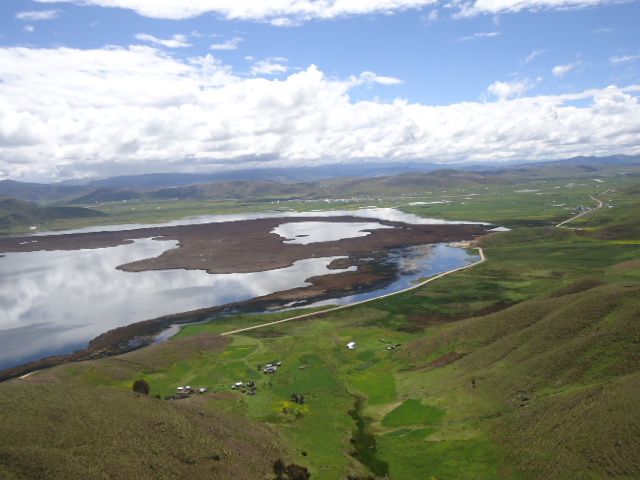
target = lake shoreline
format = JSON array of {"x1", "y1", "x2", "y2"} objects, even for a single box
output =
[{"x1": 0, "y1": 216, "x2": 489, "y2": 381}]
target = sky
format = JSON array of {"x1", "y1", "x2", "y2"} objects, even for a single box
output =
[{"x1": 0, "y1": 0, "x2": 639, "y2": 182}]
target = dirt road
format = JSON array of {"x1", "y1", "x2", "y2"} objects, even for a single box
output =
[{"x1": 221, "y1": 247, "x2": 485, "y2": 336}]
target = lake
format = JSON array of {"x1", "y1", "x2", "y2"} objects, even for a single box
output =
[{"x1": 0, "y1": 208, "x2": 483, "y2": 370}]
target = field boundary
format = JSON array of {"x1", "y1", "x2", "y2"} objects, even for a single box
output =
[{"x1": 221, "y1": 246, "x2": 485, "y2": 336}]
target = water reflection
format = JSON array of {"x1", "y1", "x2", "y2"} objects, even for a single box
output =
[
  {"x1": 272, "y1": 221, "x2": 394, "y2": 245},
  {"x1": 30, "y1": 207, "x2": 485, "y2": 237},
  {"x1": 0, "y1": 238, "x2": 354, "y2": 369},
  {"x1": 311, "y1": 244, "x2": 478, "y2": 307},
  {"x1": 1, "y1": 207, "x2": 485, "y2": 371}
]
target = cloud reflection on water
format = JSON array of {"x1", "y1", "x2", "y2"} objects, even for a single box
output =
[
  {"x1": 272, "y1": 221, "x2": 394, "y2": 244},
  {"x1": 0, "y1": 237, "x2": 354, "y2": 369},
  {"x1": 30, "y1": 207, "x2": 485, "y2": 236},
  {"x1": 1, "y1": 208, "x2": 484, "y2": 370}
]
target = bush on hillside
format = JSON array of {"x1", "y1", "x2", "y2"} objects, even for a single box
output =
[
  {"x1": 132, "y1": 379, "x2": 150, "y2": 395},
  {"x1": 272, "y1": 459, "x2": 311, "y2": 479}
]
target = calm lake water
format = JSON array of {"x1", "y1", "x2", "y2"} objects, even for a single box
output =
[{"x1": 0, "y1": 209, "x2": 483, "y2": 370}]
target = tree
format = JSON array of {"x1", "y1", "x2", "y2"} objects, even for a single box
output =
[
  {"x1": 273, "y1": 459, "x2": 286, "y2": 480},
  {"x1": 272, "y1": 459, "x2": 311, "y2": 480},
  {"x1": 132, "y1": 379, "x2": 150, "y2": 395},
  {"x1": 283, "y1": 464, "x2": 311, "y2": 480}
]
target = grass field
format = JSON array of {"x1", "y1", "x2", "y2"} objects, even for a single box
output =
[{"x1": 1, "y1": 179, "x2": 639, "y2": 479}]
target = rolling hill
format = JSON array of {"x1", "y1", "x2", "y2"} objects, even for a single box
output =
[
  {"x1": 2, "y1": 155, "x2": 639, "y2": 206},
  {"x1": 0, "y1": 196, "x2": 106, "y2": 231},
  {"x1": 0, "y1": 180, "x2": 93, "y2": 204}
]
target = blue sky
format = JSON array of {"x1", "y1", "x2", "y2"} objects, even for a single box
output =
[{"x1": 0, "y1": 0, "x2": 639, "y2": 182}]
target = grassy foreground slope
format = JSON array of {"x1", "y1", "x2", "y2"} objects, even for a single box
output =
[
  {"x1": 8, "y1": 280, "x2": 637, "y2": 479},
  {"x1": 0, "y1": 335, "x2": 294, "y2": 480},
  {"x1": 1, "y1": 184, "x2": 638, "y2": 479}
]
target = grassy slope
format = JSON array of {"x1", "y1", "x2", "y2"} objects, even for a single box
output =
[
  {"x1": 0, "y1": 196, "x2": 105, "y2": 231},
  {"x1": 1, "y1": 182, "x2": 638, "y2": 479},
  {"x1": 0, "y1": 383, "x2": 292, "y2": 480},
  {"x1": 0, "y1": 334, "x2": 294, "y2": 480}
]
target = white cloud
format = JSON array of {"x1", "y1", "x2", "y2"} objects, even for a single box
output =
[
  {"x1": 1, "y1": 46, "x2": 639, "y2": 181},
  {"x1": 23, "y1": 26, "x2": 36, "y2": 33},
  {"x1": 135, "y1": 33, "x2": 191, "y2": 48},
  {"x1": 250, "y1": 58, "x2": 289, "y2": 76},
  {"x1": 33, "y1": 0, "x2": 619, "y2": 22},
  {"x1": 420, "y1": 9, "x2": 439, "y2": 24},
  {"x1": 522, "y1": 50, "x2": 544, "y2": 64},
  {"x1": 454, "y1": 0, "x2": 616, "y2": 17},
  {"x1": 486, "y1": 78, "x2": 537, "y2": 100},
  {"x1": 16, "y1": 9, "x2": 59, "y2": 21},
  {"x1": 552, "y1": 62, "x2": 580, "y2": 77},
  {"x1": 210, "y1": 37, "x2": 243, "y2": 51},
  {"x1": 456, "y1": 32, "x2": 500, "y2": 41},
  {"x1": 33, "y1": 0, "x2": 439, "y2": 21},
  {"x1": 356, "y1": 72, "x2": 404, "y2": 86},
  {"x1": 610, "y1": 54, "x2": 640, "y2": 65}
]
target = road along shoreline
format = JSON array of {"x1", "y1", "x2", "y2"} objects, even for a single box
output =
[{"x1": 221, "y1": 246, "x2": 485, "y2": 336}]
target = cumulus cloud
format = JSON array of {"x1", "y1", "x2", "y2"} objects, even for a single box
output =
[
  {"x1": 33, "y1": 0, "x2": 437, "y2": 22},
  {"x1": 250, "y1": 58, "x2": 289, "y2": 76},
  {"x1": 0, "y1": 46, "x2": 639, "y2": 181},
  {"x1": 34, "y1": 0, "x2": 618, "y2": 22},
  {"x1": 210, "y1": 37, "x2": 243, "y2": 50},
  {"x1": 485, "y1": 78, "x2": 537, "y2": 100},
  {"x1": 135, "y1": 33, "x2": 191, "y2": 48},
  {"x1": 454, "y1": 0, "x2": 614, "y2": 17},
  {"x1": 355, "y1": 72, "x2": 404, "y2": 86},
  {"x1": 552, "y1": 62, "x2": 580, "y2": 77},
  {"x1": 16, "y1": 9, "x2": 59, "y2": 21}
]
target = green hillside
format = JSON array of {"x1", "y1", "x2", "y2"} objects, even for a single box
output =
[
  {"x1": 0, "y1": 382, "x2": 293, "y2": 480},
  {"x1": 69, "y1": 180, "x2": 321, "y2": 204},
  {"x1": 0, "y1": 196, "x2": 106, "y2": 232}
]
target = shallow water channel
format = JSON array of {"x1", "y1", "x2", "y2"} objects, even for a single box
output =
[{"x1": 0, "y1": 209, "x2": 481, "y2": 370}]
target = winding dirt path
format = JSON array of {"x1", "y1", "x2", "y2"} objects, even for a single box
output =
[
  {"x1": 221, "y1": 246, "x2": 485, "y2": 336},
  {"x1": 556, "y1": 195, "x2": 603, "y2": 227}
]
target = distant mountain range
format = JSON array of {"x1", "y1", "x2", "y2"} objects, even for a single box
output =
[
  {"x1": 1, "y1": 154, "x2": 639, "y2": 206},
  {"x1": 79, "y1": 162, "x2": 449, "y2": 188}
]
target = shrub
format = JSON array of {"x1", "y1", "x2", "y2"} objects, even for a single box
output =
[{"x1": 132, "y1": 379, "x2": 150, "y2": 395}]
